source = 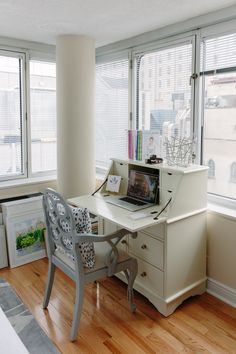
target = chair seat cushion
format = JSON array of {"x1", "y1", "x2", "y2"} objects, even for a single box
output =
[{"x1": 55, "y1": 246, "x2": 131, "y2": 273}]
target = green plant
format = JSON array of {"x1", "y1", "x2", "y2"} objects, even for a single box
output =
[
  {"x1": 15, "y1": 224, "x2": 46, "y2": 250},
  {"x1": 20, "y1": 234, "x2": 35, "y2": 248}
]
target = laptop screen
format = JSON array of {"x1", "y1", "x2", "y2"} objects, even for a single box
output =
[{"x1": 127, "y1": 170, "x2": 159, "y2": 203}]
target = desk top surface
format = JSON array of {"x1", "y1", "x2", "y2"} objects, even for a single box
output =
[{"x1": 68, "y1": 194, "x2": 166, "y2": 232}]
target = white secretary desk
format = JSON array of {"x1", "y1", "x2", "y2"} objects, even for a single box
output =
[{"x1": 68, "y1": 158, "x2": 208, "y2": 316}]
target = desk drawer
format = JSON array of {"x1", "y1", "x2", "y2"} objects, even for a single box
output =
[
  {"x1": 134, "y1": 258, "x2": 164, "y2": 297},
  {"x1": 129, "y1": 232, "x2": 164, "y2": 270},
  {"x1": 143, "y1": 223, "x2": 165, "y2": 240}
]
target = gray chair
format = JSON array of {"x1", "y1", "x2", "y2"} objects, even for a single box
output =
[{"x1": 42, "y1": 188, "x2": 138, "y2": 341}]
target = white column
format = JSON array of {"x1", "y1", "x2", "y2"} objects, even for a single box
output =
[{"x1": 56, "y1": 35, "x2": 95, "y2": 198}]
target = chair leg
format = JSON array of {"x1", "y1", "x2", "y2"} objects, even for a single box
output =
[
  {"x1": 43, "y1": 261, "x2": 55, "y2": 309},
  {"x1": 70, "y1": 281, "x2": 84, "y2": 341},
  {"x1": 124, "y1": 258, "x2": 138, "y2": 312}
]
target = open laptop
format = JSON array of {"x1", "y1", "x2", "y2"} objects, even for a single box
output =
[{"x1": 105, "y1": 170, "x2": 159, "y2": 212}]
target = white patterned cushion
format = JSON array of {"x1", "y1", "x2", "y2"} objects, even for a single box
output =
[
  {"x1": 49, "y1": 192, "x2": 95, "y2": 269},
  {"x1": 70, "y1": 207, "x2": 95, "y2": 269}
]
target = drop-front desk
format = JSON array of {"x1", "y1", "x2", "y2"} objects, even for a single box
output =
[{"x1": 68, "y1": 158, "x2": 208, "y2": 316}]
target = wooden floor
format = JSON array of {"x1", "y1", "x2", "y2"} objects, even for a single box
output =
[{"x1": 1, "y1": 259, "x2": 236, "y2": 354}]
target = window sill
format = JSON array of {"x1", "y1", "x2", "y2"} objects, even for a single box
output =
[
  {"x1": 0, "y1": 175, "x2": 57, "y2": 190},
  {"x1": 208, "y1": 202, "x2": 236, "y2": 221}
]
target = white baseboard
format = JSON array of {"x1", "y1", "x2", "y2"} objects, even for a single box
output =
[{"x1": 207, "y1": 277, "x2": 236, "y2": 308}]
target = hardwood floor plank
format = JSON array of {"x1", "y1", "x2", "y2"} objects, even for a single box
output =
[
  {"x1": 167, "y1": 314, "x2": 228, "y2": 354},
  {"x1": 1, "y1": 259, "x2": 236, "y2": 353},
  {"x1": 147, "y1": 326, "x2": 195, "y2": 353}
]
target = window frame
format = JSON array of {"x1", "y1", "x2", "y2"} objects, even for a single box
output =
[
  {"x1": 131, "y1": 34, "x2": 196, "y2": 137},
  {"x1": 199, "y1": 24, "x2": 236, "y2": 205},
  {"x1": 0, "y1": 49, "x2": 27, "y2": 182},
  {"x1": 27, "y1": 55, "x2": 57, "y2": 178},
  {"x1": 0, "y1": 47, "x2": 56, "y2": 183}
]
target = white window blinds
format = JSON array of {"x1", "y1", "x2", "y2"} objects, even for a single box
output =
[
  {"x1": 201, "y1": 33, "x2": 236, "y2": 72},
  {"x1": 95, "y1": 59, "x2": 129, "y2": 172},
  {"x1": 201, "y1": 32, "x2": 236, "y2": 199},
  {"x1": 0, "y1": 53, "x2": 24, "y2": 180},
  {"x1": 30, "y1": 60, "x2": 56, "y2": 174}
]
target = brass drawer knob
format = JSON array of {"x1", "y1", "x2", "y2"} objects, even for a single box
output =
[
  {"x1": 141, "y1": 244, "x2": 147, "y2": 249},
  {"x1": 140, "y1": 271, "x2": 147, "y2": 277},
  {"x1": 121, "y1": 240, "x2": 127, "y2": 244}
]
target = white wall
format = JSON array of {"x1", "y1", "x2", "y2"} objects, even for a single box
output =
[{"x1": 207, "y1": 211, "x2": 236, "y2": 306}]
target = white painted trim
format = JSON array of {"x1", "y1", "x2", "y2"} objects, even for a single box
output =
[
  {"x1": 167, "y1": 208, "x2": 207, "y2": 224},
  {"x1": 96, "y1": 49, "x2": 129, "y2": 64},
  {"x1": 131, "y1": 32, "x2": 195, "y2": 56},
  {"x1": 208, "y1": 194, "x2": 236, "y2": 210},
  {"x1": 207, "y1": 277, "x2": 236, "y2": 308},
  {"x1": 96, "y1": 5, "x2": 236, "y2": 56},
  {"x1": 166, "y1": 278, "x2": 207, "y2": 303},
  {"x1": 200, "y1": 18, "x2": 236, "y2": 39},
  {"x1": 0, "y1": 175, "x2": 57, "y2": 190},
  {"x1": 0, "y1": 36, "x2": 55, "y2": 54},
  {"x1": 207, "y1": 203, "x2": 236, "y2": 221}
]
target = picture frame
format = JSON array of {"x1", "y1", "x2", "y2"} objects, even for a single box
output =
[
  {"x1": 5, "y1": 210, "x2": 46, "y2": 268},
  {"x1": 106, "y1": 175, "x2": 122, "y2": 193},
  {"x1": 0, "y1": 225, "x2": 8, "y2": 268},
  {"x1": 142, "y1": 130, "x2": 161, "y2": 160}
]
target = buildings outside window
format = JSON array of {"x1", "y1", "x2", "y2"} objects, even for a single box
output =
[
  {"x1": 207, "y1": 159, "x2": 215, "y2": 179},
  {"x1": 230, "y1": 162, "x2": 236, "y2": 183}
]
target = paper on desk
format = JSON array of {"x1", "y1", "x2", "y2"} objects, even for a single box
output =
[{"x1": 128, "y1": 212, "x2": 150, "y2": 220}]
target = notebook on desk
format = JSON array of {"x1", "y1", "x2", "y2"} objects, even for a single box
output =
[{"x1": 105, "y1": 170, "x2": 159, "y2": 212}]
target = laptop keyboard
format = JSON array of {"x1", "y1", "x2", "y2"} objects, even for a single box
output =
[{"x1": 119, "y1": 196, "x2": 147, "y2": 206}]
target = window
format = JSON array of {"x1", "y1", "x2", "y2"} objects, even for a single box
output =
[
  {"x1": 0, "y1": 51, "x2": 25, "y2": 180},
  {"x1": 207, "y1": 159, "x2": 215, "y2": 179},
  {"x1": 29, "y1": 60, "x2": 56, "y2": 174},
  {"x1": 94, "y1": 20, "x2": 236, "y2": 203},
  {"x1": 95, "y1": 58, "x2": 129, "y2": 172},
  {"x1": 230, "y1": 162, "x2": 236, "y2": 183},
  {"x1": 0, "y1": 49, "x2": 56, "y2": 182},
  {"x1": 135, "y1": 41, "x2": 193, "y2": 145},
  {"x1": 201, "y1": 32, "x2": 236, "y2": 199}
]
